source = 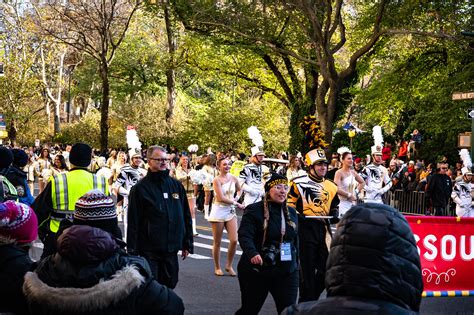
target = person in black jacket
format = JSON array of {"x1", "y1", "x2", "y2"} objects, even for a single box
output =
[
  {"x1": 236, "y1": 173, "x2": 299, "y2": 315},
  {"x1": 127, "y1": 145, "x2": 193, "y2": 289},
  {"x1": 425, "y1": 162, "x2": 453, "y2": 216},
  {"x1": 0, "y1": 200, "x2": 38, "y2": 315},
  {"x1": 4, "y1": 148, "x2": 35, "y2": 205},
  {"x1": 283, "y1": 203, "x2": 423, "y2": 315},
  {"x1": 23, "y1": 225, "x2": 184, "y2": 315}
]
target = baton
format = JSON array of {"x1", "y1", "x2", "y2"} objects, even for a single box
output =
[{"x1": 305, "y1": 216, "x2": 333, "y2": 219}]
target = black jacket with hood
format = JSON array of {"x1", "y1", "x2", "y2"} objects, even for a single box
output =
[
  {"x1": 283, "y1": 203, "x2": 423, "y2": 315},
  {"x1": 23, "y1": 225, "x2": 184, "y2": 315}
]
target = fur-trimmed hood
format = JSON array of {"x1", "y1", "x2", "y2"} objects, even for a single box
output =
[{"x1": 23, "y1": 265, "x2": 145, "y2": 312}]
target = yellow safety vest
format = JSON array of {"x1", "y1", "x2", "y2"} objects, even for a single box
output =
[{"x1": 50, "y1": 169, "x2": 108, "y2": 233}]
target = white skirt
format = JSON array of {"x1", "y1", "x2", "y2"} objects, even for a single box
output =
[
  {"x1": 339, "y1": 200, "x2": 356, "y2": 218},
  {"x1": 208, "y1": 203, "x2": 236, "y2": 223}
]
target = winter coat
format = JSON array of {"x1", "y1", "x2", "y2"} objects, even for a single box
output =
[
  {"x1": 127, "y1": 170, "x2": 193, "y2": 255},
  {"x1": 426, "y1": 173, "x2": 453, "y2": 207},
  {"x1": 2, "y1": 166, "x2": 35, "y2": 206},
  {"x1": 283, "y1": 203, "x2": 423, "y2": 315},
  {"x1": 23, "y1": 225, "x2": 184, "y2": 315},
  {"x1": 0, "y1": 236, "x2": 34, "y2": 315},
  {"x1": 238, "y1": 200, "x2": 298, "y2": 277}
]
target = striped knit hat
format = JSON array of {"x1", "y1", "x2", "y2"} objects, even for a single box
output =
[{"x1": 74, "y1": 190, "x2": 116, "y2": 221}]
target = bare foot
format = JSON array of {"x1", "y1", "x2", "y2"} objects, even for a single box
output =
[
  {"x1": 214, "y1": 269, "x2": 224, "y2": 276},
  {"x1": 225, "y1": 267, "x2": 236, "y2": 277}
]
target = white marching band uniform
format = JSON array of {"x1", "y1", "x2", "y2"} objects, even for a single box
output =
[
  {"x1": 239, "y1": 163, "x2": 268, "y2": 207},
  {"x1": 452, "y1": 149, "x2": 473, "y2": 217},
  {"x1": 452, "y1": 178, "x2": 473, "y2": 217},
  {"x1": 362, "y1": 126, "x2": 392, "y2": 204},
  {"x1": 361, "y1": 163, "x2": 392, "y2": 204}
]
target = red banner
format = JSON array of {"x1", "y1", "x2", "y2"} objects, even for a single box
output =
[{"x1": 406, "y1": 216, "x2": 474, "y2": 294}]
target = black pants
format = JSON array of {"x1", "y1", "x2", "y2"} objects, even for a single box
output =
[
  {"x1": 433, "y1": 205, "x2": 449, "y2": 216},
  {"x1": 298, "y1": 219, "x2": 328, "y2": 303},
  {"x1": 142, "y1": 251, "x2": 179, "y2": 289},
  {"x1": 236, "y1": 269, "x2": 298, "y2": 315}
]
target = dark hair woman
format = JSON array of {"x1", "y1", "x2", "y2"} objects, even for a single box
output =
[
  {"x1": 52, "y1": 154, "x2": 69, "y2": 176},
  {"x1": 236, "y1": 173, "x2": 299, "y2": 315}
]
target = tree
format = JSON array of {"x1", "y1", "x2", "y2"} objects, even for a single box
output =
[
  {"x1": 0, "y1": 2, "x2": 44, "y2": 145},
  {"x1": 172, "y1": 0, "x2": 466, "y2": 152},
  {"x1": 352, "y1": 1, "x2": 473, "y2": 162},
  {"x1": 34, "y1": 0, "x2": 141, "y2": 151}
]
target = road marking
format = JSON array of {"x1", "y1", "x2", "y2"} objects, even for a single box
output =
[
  {"x1": 196, "y1": 233, "x2": 230, "y2": 244},
  {"x1": 194, "y1": 241, "x2": 242, "y2": 256},
  {"x1": 196, "y1": 225, "x2": 228, "y2": 233},
  {"x1": 178, "y1": 251, "x2": 211, "y2": 260}
]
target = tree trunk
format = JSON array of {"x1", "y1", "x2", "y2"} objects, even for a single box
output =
[
  {"x1": 288, "y1": 98, "x2": 314, "y2": 154},
  {"x1": 164, "y1": 0, "x2": 177, "y2": 122},
  {"x1": 8, "y1": 119, "x2": 17, "y2": 146},
  {"x1": 100, "y1": 63, "x2": 110, "y2": 152}
]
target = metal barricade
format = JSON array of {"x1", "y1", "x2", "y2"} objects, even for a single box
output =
[
  {"x1": 355, "y1": 190, "x2": 427, "y2": 215},
  {"x1": 386, "y1": 190, "x2": 426, "y2": 215}
]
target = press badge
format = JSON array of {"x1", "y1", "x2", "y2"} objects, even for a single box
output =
[{"x1": 280, "y1": 243, "x2": 292, "y2": 261}]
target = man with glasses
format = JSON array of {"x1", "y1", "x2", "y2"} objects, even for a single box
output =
[
  {"x1": 426, "y1": 162, "x2": 453, "y2": 216},
  {"x1": 127, "y1": 146, "x2": 193, "y2": 289},
  {"x1": 239, "y1": 147, "x2": 269, "y2": 207},
  {"x1": 112, "y1": 149, "x2": 146, "y2": 240},
  {"x1": 287, "y1": 148, "x2": 339, "y2": 302}
]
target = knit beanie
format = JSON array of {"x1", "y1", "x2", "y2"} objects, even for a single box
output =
[
  {"x1": 264, "y1": 172, "x2": 288, "y2": 192},
  {"x1": 11, "y1": 149, "x2": 28, "y2": 168},
  {"x1": 69, "y1": 143, "x2": 92, "y2": 168},
  {"x1": 0, "y1": 146, "x2": 13, "y2": 169},
  {"x1": 0, "y1": 200, "x2": 38, "y2": 244},
  {"x1": 73, "y1": 190, "x2": 122, "y2": 239}
]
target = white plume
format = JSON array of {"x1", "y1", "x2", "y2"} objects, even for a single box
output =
[
  {"x1": 460, "y1": 149, "x2": 472, "y2": 169},
  {"x1": 247, "y1": 126, "x2": 264, "y2": 147},
  {"x1": 372, "y1": 126, "x2": 383, "y2": 147},
  {"x1": 188, "y1": 144, "x2": 199, "y2": 153},
  {"x1": 126, "y1": 127, "x2": 141, "y2": 152},
  {"x1": 337, "y1": 146, "x2": 351, "y2": 156}
]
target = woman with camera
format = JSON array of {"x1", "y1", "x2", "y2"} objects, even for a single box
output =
[{"x1": 236, "y1": 173, "x2": 299, "y2": 315}]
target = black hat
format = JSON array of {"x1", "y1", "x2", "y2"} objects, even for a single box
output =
[
  {"x1": 11, "y1": 149, "x2": 28, "y2": 168},
  {"x1": 264, "y1": 172, "x2": 288, "y2": 192},
  {"x1": 0, "y1": 146, "x2": 13, "y2": 169},
  {"x1": 69, "y1": 143, "x2": 92, "y2": 168}
]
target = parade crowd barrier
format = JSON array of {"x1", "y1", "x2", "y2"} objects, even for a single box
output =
[{"x1": 406, "y1": 216, "x2": 474, "y2": 297}]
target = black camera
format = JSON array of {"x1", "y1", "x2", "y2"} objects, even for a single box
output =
[{"x1": 261, "y1": 244, "x2": 280, "y2": 267}]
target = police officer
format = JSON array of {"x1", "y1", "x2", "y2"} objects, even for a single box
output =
[
  {"x1": 33, "y1": 143, "x2": 108, "y2": 258},
  {"x1": 287, "y1": 148, "x2": 339, "y2": 302}
]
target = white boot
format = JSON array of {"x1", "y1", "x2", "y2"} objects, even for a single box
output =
[
  {"x1": 192, "y1": 218, "x2": 199, "y2": 236},
  {"x1": 204, "y1": 205, "x2": 209, "y2": 220}
]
